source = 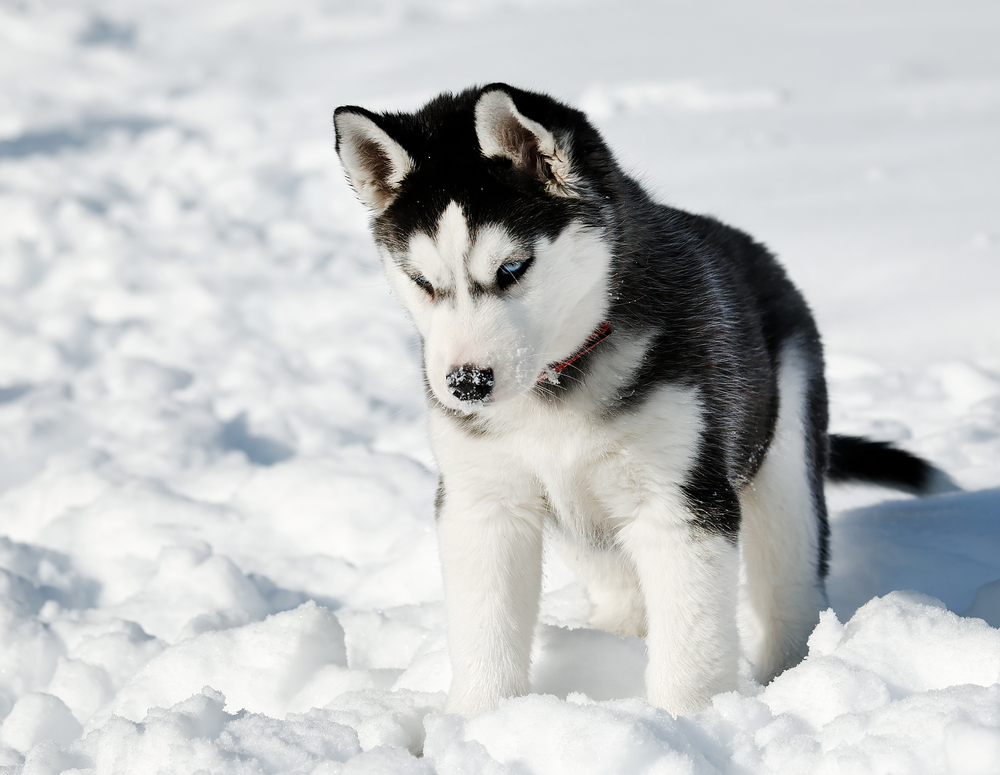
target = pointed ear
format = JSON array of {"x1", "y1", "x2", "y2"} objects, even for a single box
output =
[
  {"x1": 474, "y1": 88, "x2": 578, "y2": 196},
  {"x1": 334, "y1": 107, "x2": 414, "y2": 214}
]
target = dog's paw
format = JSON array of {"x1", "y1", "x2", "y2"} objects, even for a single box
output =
[
  {"x1": 645, "y1": 661, "x2": 738, "y2": 717},
  {"x1": 445, "y1": 678, "x2": 526, "y2": 718},
  {"x1": 588, "y1": 603, "x2": 647, "y2": 638},
  {"x1": 444, "y1": 691, "x2": 498, "y2": 718}
]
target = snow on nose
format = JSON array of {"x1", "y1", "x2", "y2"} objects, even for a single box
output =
[{"x1": 446, "y1": 364, "x2": 495, "y2": 403}]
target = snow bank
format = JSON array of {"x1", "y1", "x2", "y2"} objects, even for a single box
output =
[
  {"x1": 4, "y1": 591, "x2": 998, "y2": 773},
  {"x1": 0, "y1": 0, "x2": 998, "y2": 772},
  {"x1": 418, "y1": 594, "x2": 1000, "y2": 775}
]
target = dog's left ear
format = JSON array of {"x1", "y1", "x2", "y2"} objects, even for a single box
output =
[
  {"x1": 475, "y1": 88, "x2": 578, "y2": 196},
  {"x1": 334, "y1": 107, "x2": 414, "y2": 214}
]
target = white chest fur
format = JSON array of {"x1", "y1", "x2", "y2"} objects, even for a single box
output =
[{"x1": 429, "y1": 380, "x2": 704, "y2": 544}]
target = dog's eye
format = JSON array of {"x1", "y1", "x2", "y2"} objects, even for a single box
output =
[
  {"x1": 413, "y1": 275, "x2": 434, "y2": 297},
  {"x1": 496, "y1": 258, "x2": 532, "y2": 290}
]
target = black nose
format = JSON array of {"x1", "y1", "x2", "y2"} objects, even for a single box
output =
[{"x1": 446, "y1": 365, "x2": 494, "y2": 403}]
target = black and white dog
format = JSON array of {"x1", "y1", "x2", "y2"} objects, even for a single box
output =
[{"x1": 334, "y1": 85, "x2": 956, "y2": 717}]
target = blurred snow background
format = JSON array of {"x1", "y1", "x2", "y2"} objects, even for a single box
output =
[{"x1": 0, "y1": 0, "x2": 998, "y2": 772}]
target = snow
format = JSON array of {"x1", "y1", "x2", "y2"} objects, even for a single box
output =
[{"x1": 0, "y1": 0, "x2": 998, "y2": 771}]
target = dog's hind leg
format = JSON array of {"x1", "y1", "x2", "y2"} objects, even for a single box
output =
[
  {"x1": 554, "y1": 536, "x2": 647, "y2": 637},
  {"x1": 739, "y1": 346, "x2": 828, "y2": 683}
]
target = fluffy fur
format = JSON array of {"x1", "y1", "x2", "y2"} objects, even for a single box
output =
[{"x1": 334, "y1": 84, "x2": 958, "y2": 717}]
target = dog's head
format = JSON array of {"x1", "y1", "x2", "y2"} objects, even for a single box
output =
[{"x1": 335, "y1": 85, "x2": 617, "y2": 413}]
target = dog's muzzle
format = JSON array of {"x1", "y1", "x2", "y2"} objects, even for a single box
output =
[{"x1": 446, "y1": 364, "x2": 494, "y2": 403}]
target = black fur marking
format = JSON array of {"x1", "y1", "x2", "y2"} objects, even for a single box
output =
[
  {"x1": 827, "y1": 435, "x2": 958, "y2": 496},
  {"x1": 434, "y1": 478, "x2": 445, "y2": 519},
  {"x1": 468, "y1": 279, "x2": 489, "y2": 299},
  {"x1": 682, "y1": 470, "x2": 743, "y2": 540},
  {"x1": 803, "y1": 353, "x2": 832, "y2": 577}
]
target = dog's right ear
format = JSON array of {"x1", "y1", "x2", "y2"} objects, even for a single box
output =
[
  {"x1": 475, "y1": 87, "x2": 579, "y2": 196},
  {"x1": 334, "y1": 107, "x2": 414, "y2": 214}
]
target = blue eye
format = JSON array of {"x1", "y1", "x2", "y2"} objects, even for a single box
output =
[
  {"x1": 496, "y1": 257, "x2": 532, "y2": 290},
  {"x1": 414, "y1": 275, "x2": 434, "y2": 296}
]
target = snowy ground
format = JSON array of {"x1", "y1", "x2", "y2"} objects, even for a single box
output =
[{"x1": 1, "y1": 0, "x2": 999, "y2": 772}]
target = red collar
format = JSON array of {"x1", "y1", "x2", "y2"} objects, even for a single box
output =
[{"x1": 537, "y1": 322, "x2": 613, "y2": 384}]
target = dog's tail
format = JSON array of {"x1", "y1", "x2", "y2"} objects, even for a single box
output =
[{"x1": 827, "y1": 434, "x2": 961, "y2": 496}]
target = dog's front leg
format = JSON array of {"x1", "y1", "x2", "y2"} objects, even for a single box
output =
[
  {"x1": 437, "y1": 476, "x2": 544, "y2": 717},
  {"x1": 620, "y1": 491, "x2": 740, "y2": 716}
]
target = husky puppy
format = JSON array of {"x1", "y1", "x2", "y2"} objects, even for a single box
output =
[{"x1": 334, "y1": 84, "x2": 957, "y2": 717}]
